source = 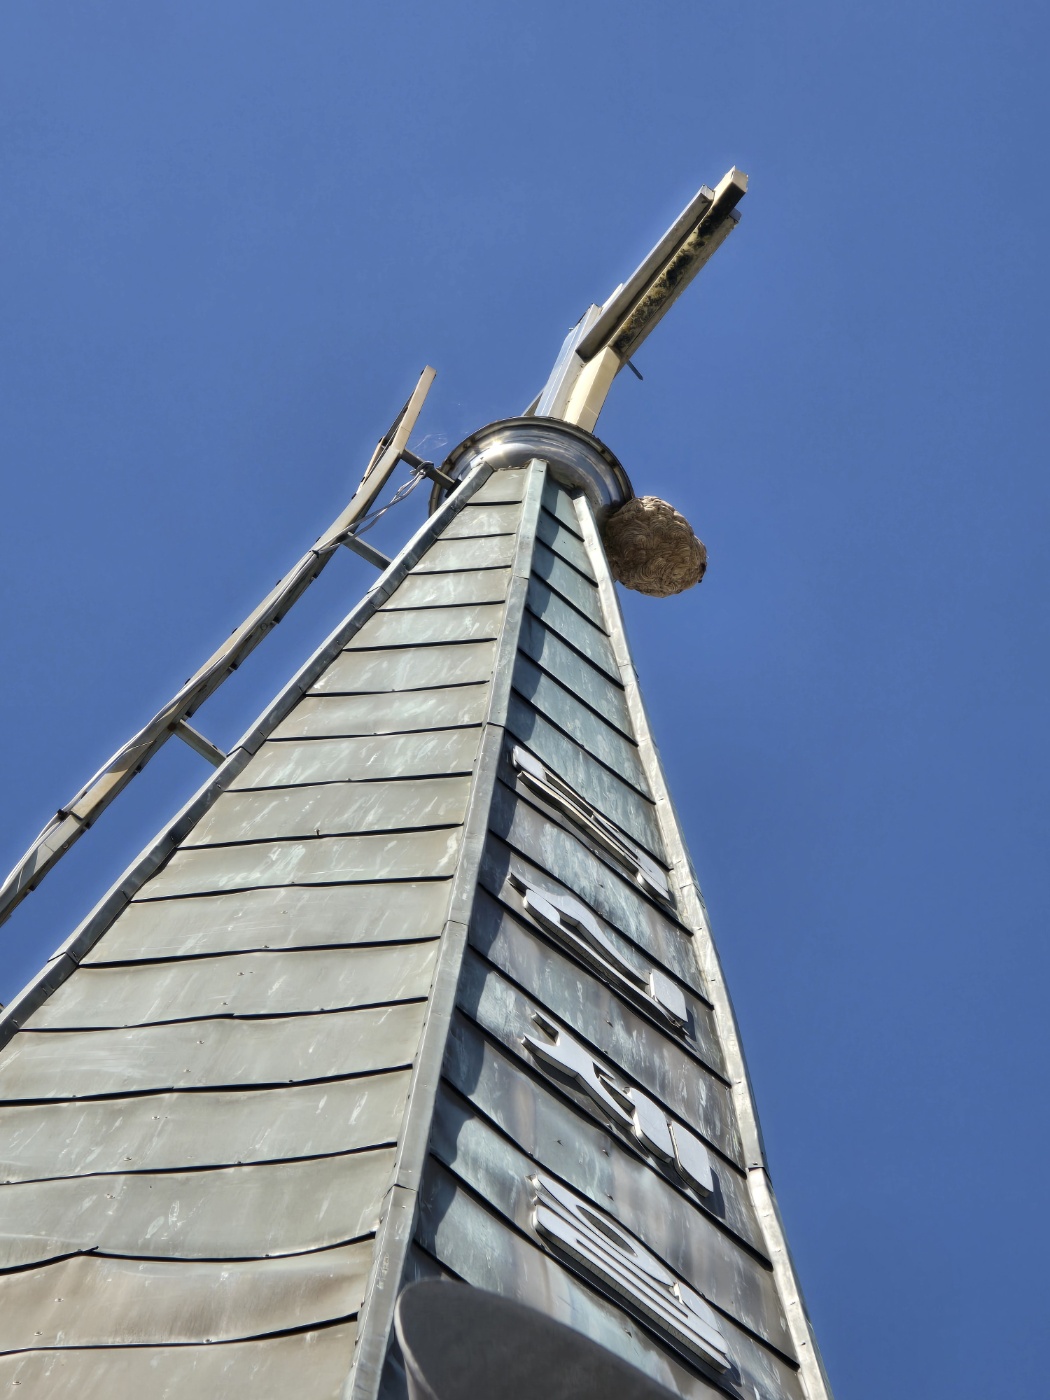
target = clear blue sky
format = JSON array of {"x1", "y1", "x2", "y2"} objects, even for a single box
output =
[{"x1": 0, "y1": 4, "x2": 1046, "y2": 1397}]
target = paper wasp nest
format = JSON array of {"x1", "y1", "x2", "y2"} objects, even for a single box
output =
[{"x1": 601, "y1": 495, "x2": 707, "y2": 597}]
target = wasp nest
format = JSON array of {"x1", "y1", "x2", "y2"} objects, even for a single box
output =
[{"x1": 601, "y1": 496, "x2": 707, "y2": 597}]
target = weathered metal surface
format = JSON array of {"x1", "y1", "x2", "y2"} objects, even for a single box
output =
[
  {"x1": 430, "y1": 1076, "x2": 789, "y2": 1352},
  {"x1": 311, "y1": 641, "x2": 497, "y2": 693},
  {"x1": 0, "y1": 1069, "x2": 411, "y2": 1182},
  {"x1": 271, "y1": 686, "x2": 490, "y2": 739},
  {"x1": 509, "y1": 745, "x2": 670, "y2": 903},
  {"x1": 417, "y1": 1164, "x2": 805, "y2": 1400},
  {"x1": 486, "y1": 788, "x2": 701, "y2": 989},
  {"x1": 382, "y1": 569, "x2": 511, "y2": 610},
  {"x1": 541, "y1": 477, "x2": 585, "y2": 536},
  {"x1": 480, "y1": 869, "x2": 723, "y2": 1070},
  {"x1": 443, "y1": 1014, "x2": 761, "y2": 1255},
  {"x1": 438, "y1": 502, "x2": 523, "y2": 538},
  {"x1": 512, "y1": 654, "x2": 649, "y2": 792},
  {"x1": 27, "y1": 942, "x2": 437, "y2": 1030},
  {"x1": 231, "y1": 728, "x2": 483, "y2": 789},
  {"x1": 536, "y1": 508, "x2": 596, "y2": 580},
  {"x1": 0, "y1": 1322, "x2": 358, "y2": 1400},
  {"x1": 346, "y1": 604, "x2": 506, "y2": 651},
  {"x1": 93, "y1": 881, "x2": 450, "y2": 962},
  {"x1": 188, "y1": 777, "x2": 471, "y2": 846},
  {"x1": 142, "y1": 830, "x2": 462, "y2": 899},
  {"x1": 0, "y1": 1147, "x2": 394, "y2": 1270},
  {"x1": 519, "y1": 612, "x2": 632, "y2": 735},
  {"x1": 458, "y1": 933, "x2": 740, "y2": 1163},
  {"x1": 528, "y1": 1170, "x2": 730, "y2": 1372},
  {"x1": 469, "y1": 468, "x2": 528, "y2": 504},
  {"x1": 507, "y1": 697, "x2": 665, "y2": 856},
  {"x1": 532, "y1": 540, "x2": 605, "y2": 628},
  {"x1": 526, "y1": 578, "x2": 620, "y2": 680},
  {"x1": 0, "y1": 1001, "x2": 426, "y2": 1099},
  {"x1": 412, "y1": 535, "x2": 517, "y2": 573},
  {"x1": 0, "y1": 1239, "x2": 373, "y2": 1349}
]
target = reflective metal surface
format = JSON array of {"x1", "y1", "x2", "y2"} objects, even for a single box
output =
[
  {"x1": 383, "y1": 569, "x2": 511, "y2": 610},
  {"x1": 92, "y1": 881, "x2": 451, "y2": 961},
  {"x1": 271, "y1": 686, "x2": 490, "y2": 739},
  {"x1": 188, "y1": 777, "x2": 471, "y2": 845},
  {"x1": 527, "y1": 577, "x2": 620, "y2": 680},
  {"x1": 28, "y1": 942, "x2": 437, "y2": 1029},
  {"x1": 532, "y1": 540, "x2": 605, "y2": 627},
  {"x1": 536, "y1": 508, "x2": 596, "y2": 579},
  {"x1": 519, "y1": 612, "x2": 632, "y2": 735},
  {"x1": 412, "y1": 536, "x2": 517, "y2": 572},
  {"x1": 438, "y1": 503, "x2": 523, "y2": 538},
  {"x1": 417, "y1": 1164, "x2": 804, "y2": 1400},
  {"x1": 483, "y1": 801, "x2": 703, "y2": 994},
  {"x1": 0, "y1": 1001, "x2": 427, "y2": 1099},
  {"x1": 437, "y1": 419, "x2": 631, "y2": 523},
  {"x1": 443, "y1": 1015, "x2": 762, "y2": 1253},
  {"x1": 231, "y1": 728, "x2": 482, "y2": 788},
  {"x1": 457, "y1": 936, "x2": 740, "y2": 1163},
  {"x1": 0, "y1": 1147, "x2": 394, "y2": 1269},
  {"x1": 0, "y1": 1069, "x2": 411, "y2": 1181},
  {"x1": 143, "y1": 829, "x2": 463, "y2": 898},
  {"x1": 0, "y1": 1240, "x2": 374, "y2": 1349},
  {"x1": 312, "y1": 641, "x2": 497, "y2": 693},
  {"x1": 0, "y1": 1322, "x2": 359, "y2": 1400},
  {"x1": 346, "y1": 603, "x2": 506, "y2": 649}
]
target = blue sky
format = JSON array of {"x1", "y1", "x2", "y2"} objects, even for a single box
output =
[{"x1": 0, "y1": 4, "x2": 1046, "y2": 1397}]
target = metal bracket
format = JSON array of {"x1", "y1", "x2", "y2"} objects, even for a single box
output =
[
  {"x1": 172, "y1": 720, "x2": 227, "y2": 768},
  {"x1": 341, "y1": 535, "x2": 392, "y2": 571},
  {"x1": 400, "y1": 449, "x2": 456, "y2": 492}
]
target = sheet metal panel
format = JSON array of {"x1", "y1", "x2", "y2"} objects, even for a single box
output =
[
  {"x1": 512, "y1": 655, "x2": 649, "y2": 792},
  {"x1": 417, "y1": 1165, "x2": 804, "y2": 1400},
  {"x1": 0, "y1": 1322, "x2": 358, "y2": 1400},
  {"x1": 469, "y1": 468, "x2": 528, "y2": 504},
  {"x1": 487, "y1": 787, "x2": 703, "y2": 992},
  {"x1": 519, "y1": 613, "x2": 632, "y2": 736},
  {"x1": 536, "y1": 508, "x2": 596, "y2": 579},
  {"x1": 0, "y1": 1147, "x2": 393, "y2": 1271},
  {"x1": 381, "y1": 569, "x2": 511, "y2": 610},
  {"x1": 311, "y1": 641, "x2": 497, "y2": 693},
  {"x1": 271, "y1": 686, "x2": 490, "y2": 739},
  {"x1": 411, "y1": 535, "x2": 517, "y2": 573},
  {"x1": 93, "y1": 881, "x2": 450, "y2": 962},
  {"x1": 0, "y1": 1001, "x2": 426, "y2": 1100},
  {"x1": 230, "y1": 728, "x2": 482, "y2": 788},
  {"x1": 526, "y1": 578, "x2": 620, "y2": 680},
  {"x1": 346, "y1": 604, "x2": 506, "y2": 651},
  {"x1": 0, "y1": 1069, "x2": 410, "y2": 1182},
  {"x1": 443, "y1": 1014, "x2": 761, "y2": 1257},
  {"x1": 506, "y1": 697, "x2": 665, "y2": 857},
  {"x1": 458, "y1": 932, "x2": 740, "y2": 1165},
  {"x1": 438, "y1": 502, "x2": 523, "y2": 538},
  {"x1": 233, "y1": 728, "x2": 481, "y2": 795},
  {"x1": 480, "y1": 867, "x2": 723, "y2": 1072},
  {"x1": 532, "y1": 540, "x2": 605, "y2": 628},
  {"x1": 142, "y1": 830, "x2": 462, "y2": 899},
  {"x1": 188, "y1": 777, "x2": 470, "y2": 846},
  {"x1": 27, "y1": 942, "x2": 437, "y2": 1030},
  {"x1": 541, "y1": 478, "x2": 585, "y2": 537},
  {"x1": 0, "y1": 1238, "x2": 373, "y2": 1349},
  {"x1": 429, "y1": 1083, "x2": 791, "y2": 1356}
]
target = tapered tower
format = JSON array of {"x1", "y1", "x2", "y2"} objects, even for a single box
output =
[{"x1": 0, "y1": 170, "x2": 832, "y2": 1400}]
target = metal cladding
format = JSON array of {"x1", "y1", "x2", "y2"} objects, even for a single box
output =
[{"x1": 0, "y1": 459, "x2": 830, "y2": 1400}]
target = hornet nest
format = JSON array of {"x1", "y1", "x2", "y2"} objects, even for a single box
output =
[{"x1": 601, "y1": 496, "x2": 707, "y2": 597}]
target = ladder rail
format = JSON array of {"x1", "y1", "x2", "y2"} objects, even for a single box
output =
[{"x1": 0, "y1": 367, "x2": 436, "y2": 932}]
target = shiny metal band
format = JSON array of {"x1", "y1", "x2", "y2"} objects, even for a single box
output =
[{"x1": 432, "y1": 417, "x2": 633, "y2": 523}]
